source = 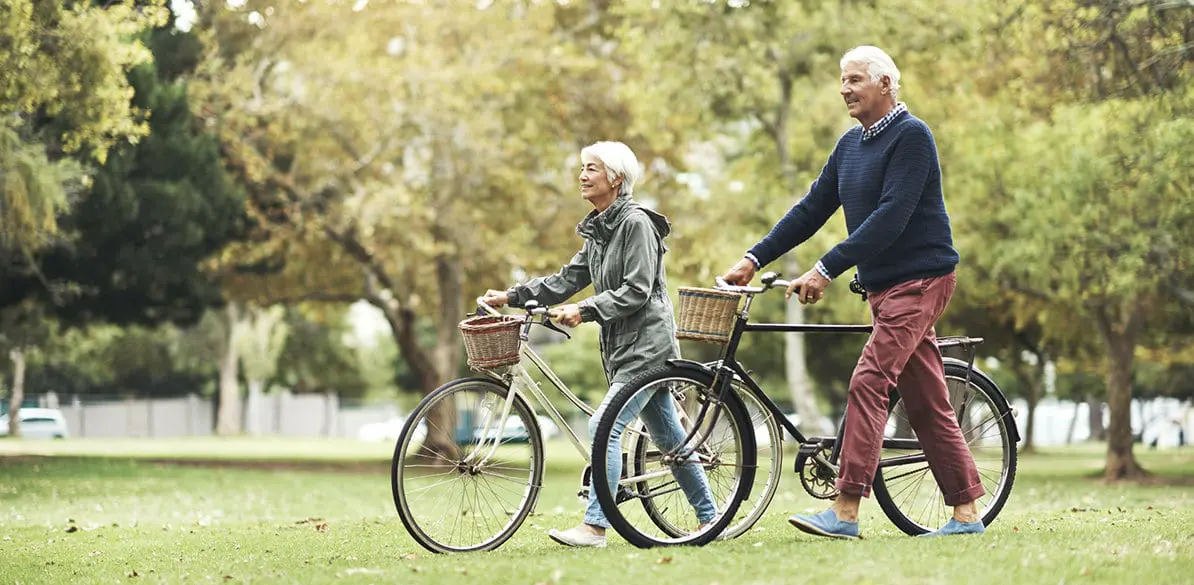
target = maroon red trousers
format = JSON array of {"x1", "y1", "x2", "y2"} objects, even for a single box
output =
[{"x1": 835, "y1": 272, "x2": 986, "y2": 507}]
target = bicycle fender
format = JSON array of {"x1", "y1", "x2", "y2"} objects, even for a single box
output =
[
  {"x1": 664, "y1": 358, "x2": 717, "y2": 376},
  {"x1": 944, "y1": 357, "x2": 1022, "y2": 444}
]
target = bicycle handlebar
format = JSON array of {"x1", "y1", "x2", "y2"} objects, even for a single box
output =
[
  {"x1": 473, "y1": 297, "x2": 569, "y2": 339},
  {"x1": 714, "y1": 272, "x2": 791, "y2": 295}
]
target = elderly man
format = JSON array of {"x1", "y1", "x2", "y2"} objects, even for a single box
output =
[{"x1": 721, "y1": 46, "x2": 985, "y2": 539}]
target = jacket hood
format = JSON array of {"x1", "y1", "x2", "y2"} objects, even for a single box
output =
[{"x1": 577, "y1": 195, "x2": 671, "y2": 243}]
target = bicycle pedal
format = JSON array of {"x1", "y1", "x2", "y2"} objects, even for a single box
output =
[{"x1": 614, "y1": 486, "x2": 635, "y2": 505}]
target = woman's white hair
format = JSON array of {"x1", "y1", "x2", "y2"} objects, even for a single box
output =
[
  {"x1": 840, "y1": 45, "x2": 901, "y2": 100},
  {"x1": 580, "y1": 141, "x2": 641, "y2": 197}
]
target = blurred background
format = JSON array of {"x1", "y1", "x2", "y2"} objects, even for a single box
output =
[{"x1": 1, "y1": 0, "x2": 1191, "y2": 479}]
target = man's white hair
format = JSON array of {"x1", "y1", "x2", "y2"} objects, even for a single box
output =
[
  {"x1": 580, "y1": 141, "x2": 641, "y2": 197},
  {"x1": 841, "y1": 45, "x2": 901, "y2": 100}
]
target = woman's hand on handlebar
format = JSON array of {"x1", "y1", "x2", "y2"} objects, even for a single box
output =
[
  {"x1": 479, "y1": 289, "x2": 509, "y2": 307},
  {"x1": 549, "y1": 303, "x2": 582, "y2": 327}
]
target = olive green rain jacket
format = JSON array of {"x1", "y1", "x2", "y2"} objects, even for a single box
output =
[{"x1": 507, "y1": 195, "x2": 680, "y2": 385}]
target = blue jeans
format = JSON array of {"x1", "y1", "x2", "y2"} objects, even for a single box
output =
[{"x1": 584, "y1": 383, "x2": 718, "y2": 528}]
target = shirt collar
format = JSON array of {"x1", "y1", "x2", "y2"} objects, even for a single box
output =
[{"x1": 861, "y1": 102, "x2": 908, "y2": 141}]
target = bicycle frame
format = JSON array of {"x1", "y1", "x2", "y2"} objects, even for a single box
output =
[
  {"x1": 703, "y1": 280, "x2": 995, "y2": 472},
  {"x1": 468, "y1": 303, "x2": 706, "y2": 490}
]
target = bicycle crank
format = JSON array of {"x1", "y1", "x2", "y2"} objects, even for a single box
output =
[{"x1": 794, "y1": 445, "x2": 839, "y2": 500}]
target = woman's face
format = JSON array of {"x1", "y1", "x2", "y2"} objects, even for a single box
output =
[{"x1": 579, "y1": 153, "x2": 621, "y2": 207}]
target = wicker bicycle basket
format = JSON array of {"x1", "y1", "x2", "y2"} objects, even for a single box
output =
[
  {"x1": 676, "y1": 287, "x2": 742, "y2": 344},
  {"x1": 459, "y1": 315, "x2": 523, "y2": 370}
]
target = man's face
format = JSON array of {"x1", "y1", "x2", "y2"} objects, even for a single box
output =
[{"x1": 840, "y1": 62, "x2": 890, "y2": 123}]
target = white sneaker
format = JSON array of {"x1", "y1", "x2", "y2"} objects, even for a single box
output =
[{"x1": 548, "y1": 525, "x2": 607, "y2": 548}]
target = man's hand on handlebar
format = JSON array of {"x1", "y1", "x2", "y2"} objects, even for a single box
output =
[
  {"x1": 549, "y1": 303, "x2": 582, "y2": 328},
  {"x1": 785, "y1": 268, "x2": 830, "y2": 305},
  {"x1": 722, "y1": 257, "x2": 757, "y2": 286},
  {"x1": 480, "y1": 289, "x2": 510, "y2": 307}
]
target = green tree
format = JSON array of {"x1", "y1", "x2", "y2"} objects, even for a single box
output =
[
  {"x1": 194, "y1": 0, "x2": 646, "y2": 456},
  {"x1": 966, "y1": 96, "x2": 1194, "y2": 478}
]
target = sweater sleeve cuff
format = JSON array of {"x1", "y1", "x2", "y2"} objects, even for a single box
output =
[
  {"x1": 746, "y1": 245, "x2": 773, "y2": 268},
  {"x1": 814, "y1": 261, "x2": 832, "y2": 281},
  {"x1": 744, "y1": 252, "x2": 761, "y2": 269},
  {"x1": 818, "y1": 250, "x2": 850, "y2": 280}
]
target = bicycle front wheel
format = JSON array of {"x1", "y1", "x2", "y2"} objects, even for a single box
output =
[
  {"x1": 871, "y1": 361, "x2": 1017, "y2": 535},
  {"x1": 391, "y1": 377, "x2": 544, "y2": 553},
  {"x1": 591, "y1": 365, "x2": 756, "y2": 548}
]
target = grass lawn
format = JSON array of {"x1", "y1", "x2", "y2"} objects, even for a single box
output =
[{"x1": 1, "y1": 439, "x2": 1192, "y2": 585}]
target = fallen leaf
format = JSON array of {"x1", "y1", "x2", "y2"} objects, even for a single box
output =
[
  {"x1": 656, "y1": 556, "x2": 673, "y2": 564},
  {"x1": 223, "y1": 576, "x2": 234, "y2": 581},
  {"x1": 1080, "y1": 567, "x2": 1090, "y2": 576},
  {"x1": 315, "y1": 523, "x2": 329, "y2": 533},
  {"x1": 295, "y1": 517, "x2": 326, "y2": 525},
  {"x1": 752, "y1": 542, "x2": 764, "y2": 547},
  {"x1": 1012, "y1": 526, "x2": 1020, "y2": 532},
  {"x1": 400, "y1": 553, "x2": 419, "y2": 560},
  {"x1": 1147, "y1": 506, "x2": 1154, "y2": 510},
  {"x1": 88, "y1": 551, "x2": 102, "y2": 557},
  {"x1": 127, "y1": 570, "x2": 140, "y2": 578},
  {"x1": 65, "y1": 526, "x2": 79, "y2": 534},
  {"x1": 341, "y1": 568, "x2": 383, "y2": 576}
]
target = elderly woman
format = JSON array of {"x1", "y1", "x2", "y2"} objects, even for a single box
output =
[{"x1": 480, "y1": 141, "x2": 716, "y2": 548}]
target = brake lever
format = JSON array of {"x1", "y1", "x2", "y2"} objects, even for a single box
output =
[{"x1": 540, "y1": 317, "x2": 572, "y2": 340}]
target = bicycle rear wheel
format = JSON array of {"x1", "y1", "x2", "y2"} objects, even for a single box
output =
[
  {"x1": 391, "y1": 378, "x2": 544, "y2": 553},
  {"x1": 871, "y1": 361, "x2": 1017, "y2": 535},
  {"x1": 591, "y1": 366, "x2": 756, "y2": 548}
]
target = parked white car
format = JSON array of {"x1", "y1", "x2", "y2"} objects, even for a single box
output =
[{"x1": 0, "y1": 408, "x2": 70, "y2": 439}]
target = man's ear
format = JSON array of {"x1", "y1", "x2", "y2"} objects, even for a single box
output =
[{"x1": 881, "y1": 75, "x2": 891, "y2": 95}]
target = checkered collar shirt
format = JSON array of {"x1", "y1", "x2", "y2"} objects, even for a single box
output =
[{"x1": 861, "y1": 102, "x2": 908, "y2": 141}]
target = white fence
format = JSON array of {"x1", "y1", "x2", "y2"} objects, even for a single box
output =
[{"x1": 27, "y1": 391, "x2": 398, "y2": 440}]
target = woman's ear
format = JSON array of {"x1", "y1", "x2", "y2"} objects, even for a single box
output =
[{"x1": 612, "y1": 176, "x2": 623, "y2": 193}]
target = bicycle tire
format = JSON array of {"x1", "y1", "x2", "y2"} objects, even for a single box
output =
[
  {"x1": 391, "y1": 377, "x2": 544, "y2": 553},
  {"x1": 591, "y1": 365, "x2": 757, "y2": 548},
  {"x1": 872, "y1": 362, "x2": 1017, "y2": 535}
]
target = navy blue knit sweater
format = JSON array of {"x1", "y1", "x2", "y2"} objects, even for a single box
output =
[{"x1": 748, "y1": 111, "x2": 958, "y2": 292}]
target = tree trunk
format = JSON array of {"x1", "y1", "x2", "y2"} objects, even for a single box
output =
[
  {"x1": 328, "y1": 223, "x2": 460, "y2": 462},
  {"x1": 1102, "y1": 332, "x2": 1146, "y2": 479},
  {"x1": 1087, "y1": 395, "x2": 1106, "y2": 441},
  {"x1": 216, "y1": 302, "x2": 242, "y2": 436},
  {"x1": 1024, "y1": 376, "x2": 1040, "y2": 453},
  {"x1": 1066, "y1": 400, "x2": 1080, "y2": 444},
  {"x1": 1009, "y1": 350, "x2": 1045, "y2": 453},
  {"x1": 1093, "y1": 303, "x2": 1146, "y2": 480},
  {"x1": 784, "y1": 256, "x2": 829, "y2": 435},
  {"x1": 245, "y1": 379, "x2": 264, "y2": 436},
  {"x1": 7, "y1": 348, "x2": 26, "y2": 439},
  {"x1": 365, "y1": 271, "x2": 458, "y2": 461}
]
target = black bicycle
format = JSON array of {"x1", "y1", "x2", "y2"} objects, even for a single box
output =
[{"x1": 591, "y1": 272, "x2": 1019, "y2": 546}]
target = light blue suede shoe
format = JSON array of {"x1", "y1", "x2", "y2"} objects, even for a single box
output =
[
  {"x1": 788, "y1": 510, "x2": 860, "y2": 540},
  {"x1": 918, "y1": 518, "x2": 985, "y2": 537}
]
